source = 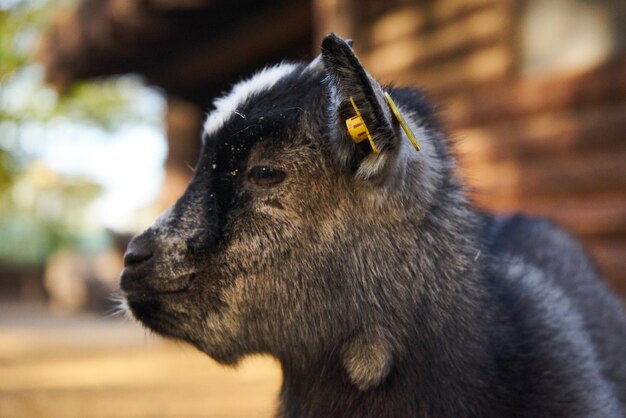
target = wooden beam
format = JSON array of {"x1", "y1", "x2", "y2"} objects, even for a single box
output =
[
  {"x1": 148, "y1": 0, "x2": 312, "y2": 98},
  {"x1": 39, "y1": 0, "x2": 313, "y2": 108},
  {"x1": 312, "y1": 0, "x2": 354, "y2": 46}
]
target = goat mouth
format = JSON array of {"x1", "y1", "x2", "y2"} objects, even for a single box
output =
[
  {"x1": 124, "y1": 286, "x2": 188, "y2": 301},
  {"x1": 122, "y1": 273, "x2": 196, "y2": 302}
]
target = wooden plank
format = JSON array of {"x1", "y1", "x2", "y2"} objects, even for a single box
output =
[
  {"x1": 442, "y1": 56, "x2": 626, "y2": 128},
  {"x1": 516, "y1": 193, "x2": 626, "y2": 238},
  {"x1": 319, "y1": 0, "x2": 503, "y2": 52},
  {"x1": 407, "y1": 0, "x2": 504, "y2": 23},
  {"x1": 453, "y1": 101, "x2": 626, "y2": 161},
  {"x1": 585, "y1": 239, "x2": 626, "y2": 297},
  {"x1": 463, "y1": 145, "x2": 626, "y2": 200},
  {"x1": 379, "y1": 43, "x2": 512, "y2": 96},
  {"x1": 364, "y1": 0, "x2": 501, "y2": 49},
  {"x1": 361, "y1": 5, "x2": 509, "y2": 77}
]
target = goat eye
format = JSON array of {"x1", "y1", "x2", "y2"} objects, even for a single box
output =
[{"x1": 248, "y1": 166, "x2": 286, "y2": 186}]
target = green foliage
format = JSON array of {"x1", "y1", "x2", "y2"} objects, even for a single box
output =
[
  {"x1": 0, "y1": 1, "x2": 156, "y2": 128},
  {"x1": 0, "y1": 0, "x2": 161, "y2": 266},
  {"x1": 0, "y1": 162, "x2": 104, "y2": 265},
  {"x1": 0, "y1": 147, "x2": 17, "y2": 190},
  {"x1": 57, "y1": 78, "x2": 159, "y2": 131},
  {"x1": 0, "y1": 2, "x2": 43, "y2": 78}
]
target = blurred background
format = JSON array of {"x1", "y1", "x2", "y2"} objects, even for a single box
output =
[{"x1": 0, "y1": 0, "x2": 625, "y2": 417}]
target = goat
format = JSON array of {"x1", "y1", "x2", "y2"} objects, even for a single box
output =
[{"x1": 120, "y1": 34, "x2": 626, "y2": 417}]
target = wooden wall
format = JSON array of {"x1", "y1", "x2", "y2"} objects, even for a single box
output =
[{"x1": 314, "y1": 0, "x2": 626, "y2": 295}]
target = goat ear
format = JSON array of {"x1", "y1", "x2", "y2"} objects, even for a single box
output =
[{"x1": 321, "y1": 33, "x2": 401, "y2": 182}]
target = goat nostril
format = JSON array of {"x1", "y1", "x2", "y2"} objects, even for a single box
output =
[
  {"x1": 124, "y1": 238, "x2": 154, "y2": 267},
  {"x1": 124, "y1": 250, "x2": 152, "y2": 266}
]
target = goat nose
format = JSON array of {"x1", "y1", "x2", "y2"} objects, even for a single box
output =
[{"x1": 124, "y1": 235, "x2": 155, "y2": 267}]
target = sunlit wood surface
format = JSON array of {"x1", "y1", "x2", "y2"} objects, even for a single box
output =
[{"x1": 0, "y1": 304, "x2": 281, "y2": 418}]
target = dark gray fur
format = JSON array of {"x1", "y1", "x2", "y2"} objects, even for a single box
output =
[{"x1": 121, "y1": 34, "x2": 626, "y2": 417}]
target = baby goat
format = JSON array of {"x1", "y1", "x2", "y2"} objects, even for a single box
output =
[{"x1": 121, "y1": 34, "x2": 626, "y2": 417}]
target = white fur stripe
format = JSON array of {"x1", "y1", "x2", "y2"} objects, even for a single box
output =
[{"x1": 203, "y1": 63, "x2": 298, "y2": 137}]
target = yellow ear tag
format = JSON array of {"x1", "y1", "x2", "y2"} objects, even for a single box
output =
[
  {"x1": 346, "y1": 97, "x2": 380, "y2": 154},
  {"x1": 384, "y1": 92, "x2": 421, "y2": 152}
]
